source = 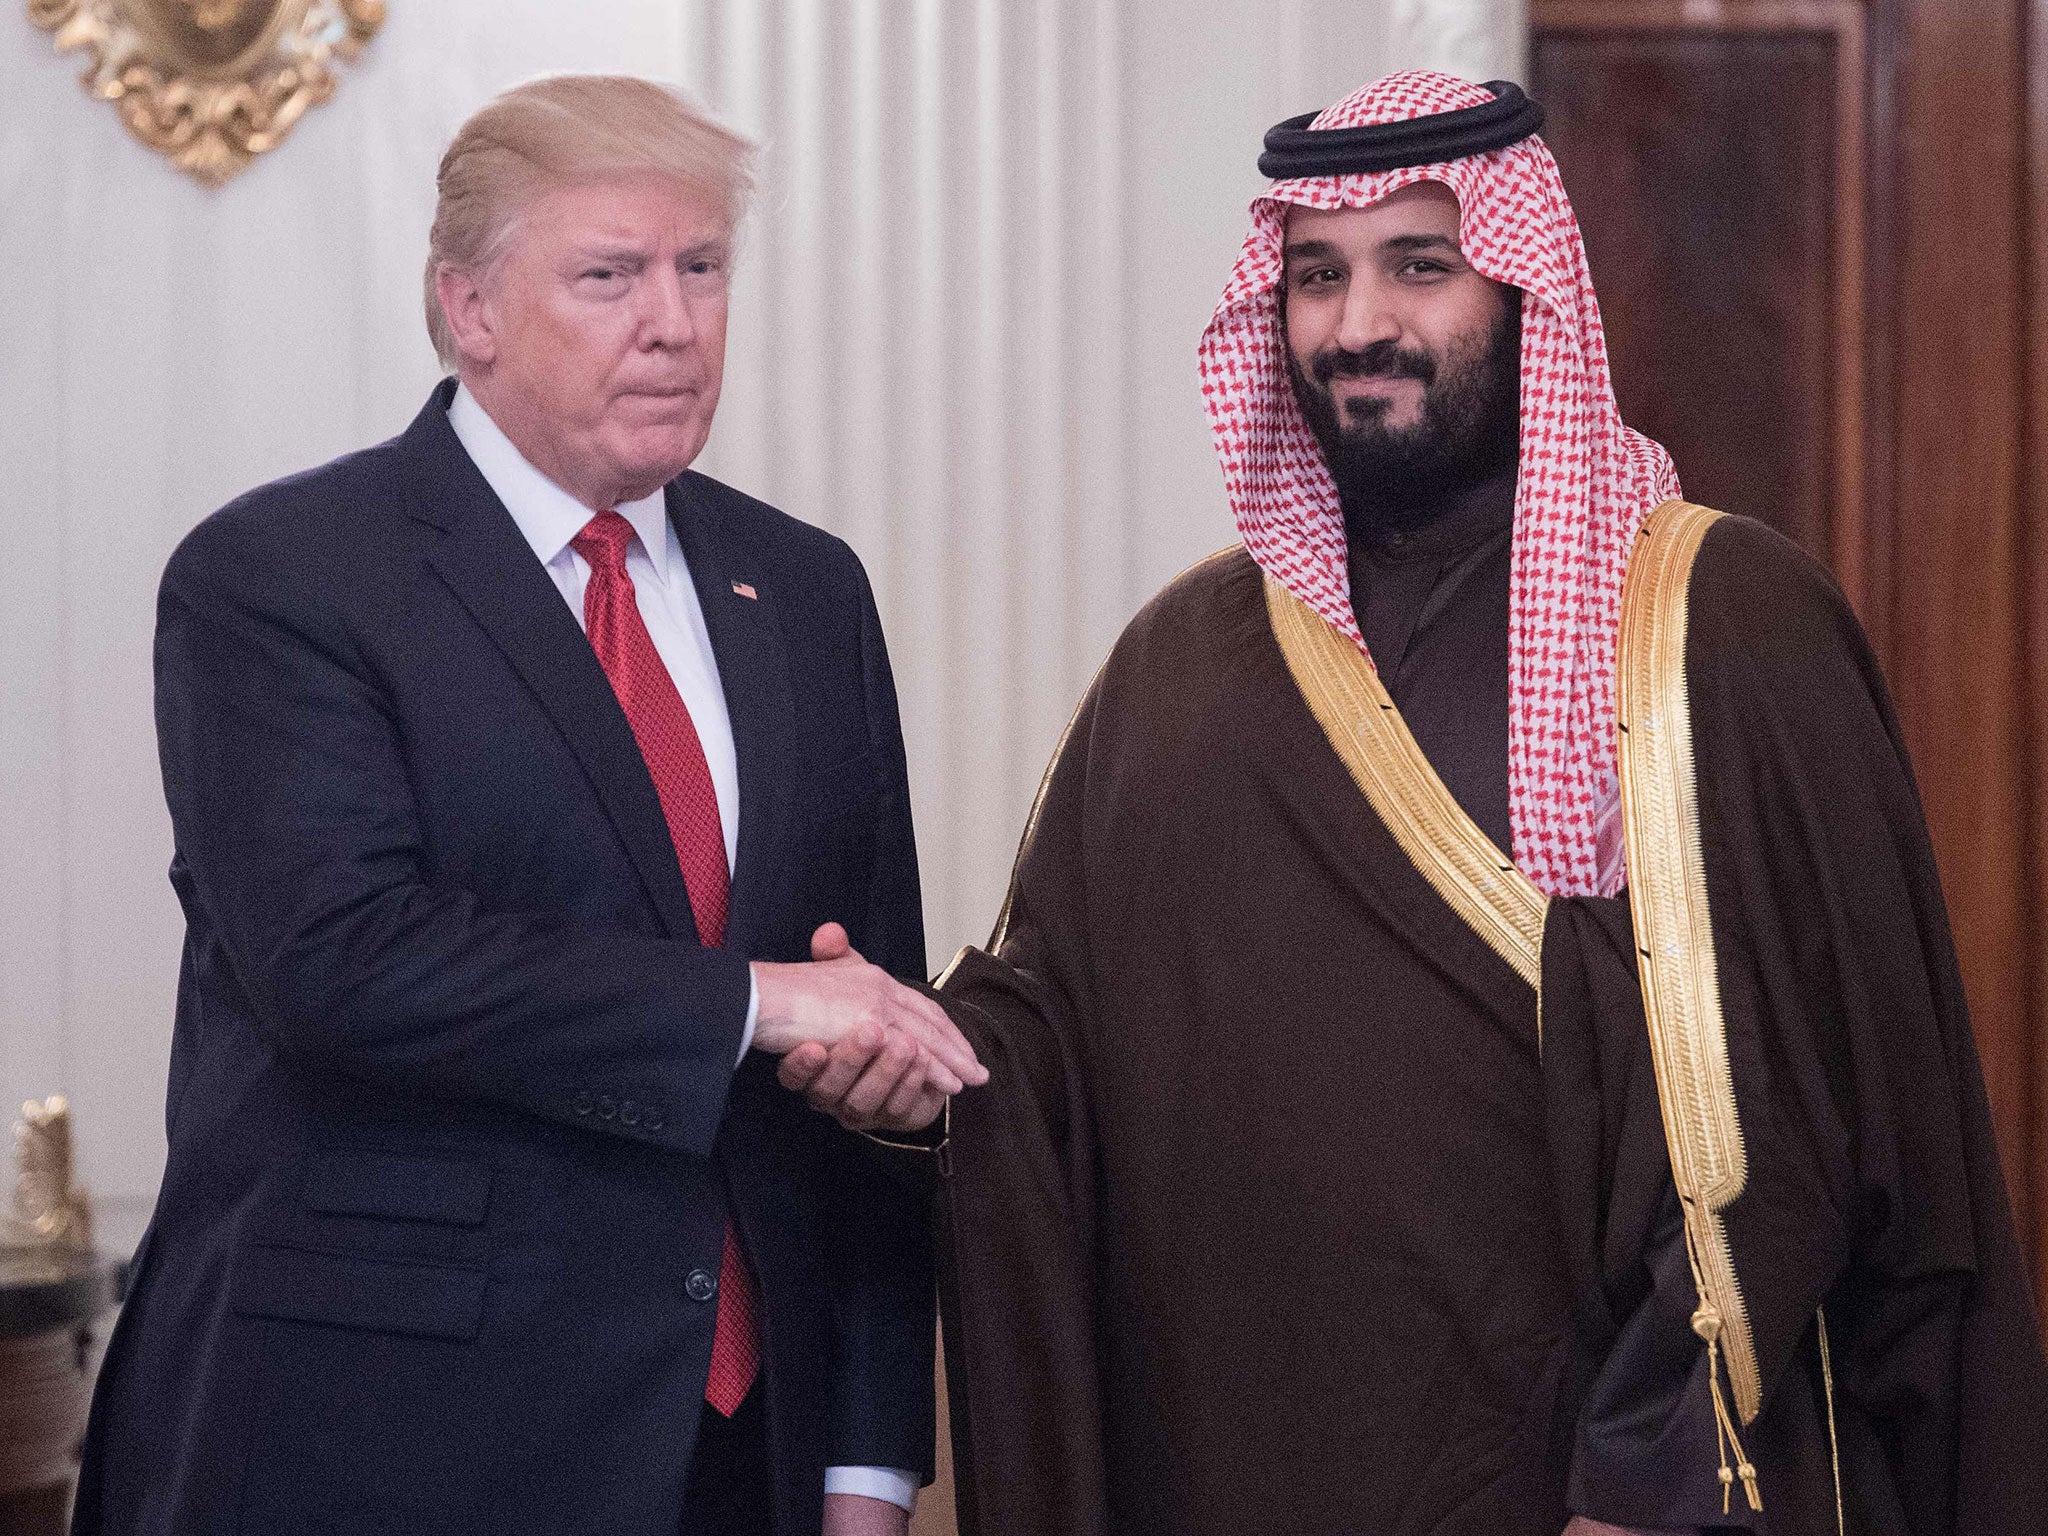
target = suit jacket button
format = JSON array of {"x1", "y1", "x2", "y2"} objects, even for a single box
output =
[
  {"x1": 573, "y1": 1092, "x2": 594, "y2": 1116},
  {"x1": 644, "y1": 1110, "x2": 665, "y2": 1131},
  {"x1": 596, "y1": 1095, "x2": 617, "y2": 1120},
  {"x1": 685, "y1": 1268, "x2": 718, "y2": 1303},
  {"x1": 620, "y1": 1101, "x2": 641, "y2": 1127}
]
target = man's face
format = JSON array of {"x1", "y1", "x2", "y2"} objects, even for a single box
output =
[
  {"x1": 1281, "y1": 182, "x2": 1520, "y2": 510},
  {"x1": 444, "y1": 175, "x2": 731, "y2": 509}
]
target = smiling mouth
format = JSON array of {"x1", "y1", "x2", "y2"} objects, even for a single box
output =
[{"x1": 1333, "y1": 375, "x2": 1420, "y2": 392}]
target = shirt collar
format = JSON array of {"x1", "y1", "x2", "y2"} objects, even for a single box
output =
[
  {"x1": 1345, "y1": 464, "x2": 1518, "y2": 566},
  {"x1": 446, "y1": 382, "x2": 675, "y2": 583}
]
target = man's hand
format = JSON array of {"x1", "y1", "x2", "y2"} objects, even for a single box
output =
[
  {"x1": 751, "y1": 924, "x2": 984, "y2": 1127},
  {"x1": 822, "y1": 1492, "x2": 910, "y2": 1536},
  {"x1": 773, "y1": 924, "x2": 958, "y2": 1134},
  {"x1": 1561, "y1": 1519, "x2": 1696, "y2": 1536},
  {"x1": 777, "y1": 1014, "x2": 952, "y2": 1137}
]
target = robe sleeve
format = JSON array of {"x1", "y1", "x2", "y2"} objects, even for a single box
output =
[
  {"x1": 1683, "y1": 515, "x2": 2048, "y2": 1534},
  {"x1": 932, "y1": 684, "x2": 1113, "y2": 1536},
  {"x1": 1543, "y1": 894, "x2": 1748, "y2": 1534},
  {"x1": 1549, "y1": 515, "x2": 2048, "y2": 1535}
]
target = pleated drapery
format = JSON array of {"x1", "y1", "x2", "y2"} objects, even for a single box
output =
[{"x1": 0, "y1": 0, "x2": 1520, "y2": 1205}]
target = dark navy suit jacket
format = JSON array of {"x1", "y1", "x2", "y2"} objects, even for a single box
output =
[{"x1": 73, "y1": 383, "x2": 935, "y2": 1535}]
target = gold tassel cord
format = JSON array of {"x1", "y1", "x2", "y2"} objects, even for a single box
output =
[
  {"x1": 1818, "y1": 1306, "x2": 1846, "y2": 1536},
  {"x1": 1685, "y1": 1210, "x2": 1762, "y2": 1514}
]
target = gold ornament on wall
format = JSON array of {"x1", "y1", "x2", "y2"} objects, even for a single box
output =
[{"x1": 28, "y1": 0, "x2": 385, "y2": 187}]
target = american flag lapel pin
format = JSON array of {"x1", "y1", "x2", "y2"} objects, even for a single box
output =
[{"x1": 731, "y1": 580, "x2": 758, "y2": 600}]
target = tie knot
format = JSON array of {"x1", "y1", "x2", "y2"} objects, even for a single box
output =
[{"x1": 571, "y1": 509, "x2": 637, "y2": 574}]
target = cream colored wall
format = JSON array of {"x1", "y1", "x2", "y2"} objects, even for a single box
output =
[{"x1": 0, "y1": 0, "x2": 1521, "y2": 1218}]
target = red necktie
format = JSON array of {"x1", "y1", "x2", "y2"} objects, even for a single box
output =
[{"x1": 571, "y1": 510, "x2": 759, "y2": 1417}]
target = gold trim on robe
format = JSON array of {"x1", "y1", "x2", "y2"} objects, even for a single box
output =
[
  {"x1": 1267, "y1": 507, "x2": 1765, "y2": 1487},
  {"x1": 1616, "y1": 500, "x2": 1763, "y2": 1461},
  {"x1": 1264, "y1": 573, "x2": 1549, "y2": 992}
]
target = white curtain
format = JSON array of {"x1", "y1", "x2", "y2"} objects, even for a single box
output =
[{"x1": 0, "y1": 1, "x2": 1521, "y2": 1208}]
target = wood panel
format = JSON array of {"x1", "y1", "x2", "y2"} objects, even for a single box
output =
[
  {"x1": 1886, "y1": 0, "x2": 2035, "y2": 1283},
  {"x1": 2027, "y1": 0, "x2": 2048, "y2": 1289},
  {"x1": 1532, "y1": 30, "x2": 1843, "y2": 562},
  {"x1": 1534, "y1": 0, "x2": 2048, "y2": 1313}
]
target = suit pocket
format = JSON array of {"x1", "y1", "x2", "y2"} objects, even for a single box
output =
[
  {"x1": 233, "y1": 1243, "x2": 485, "y2": 1341},
  {"x1": 232, "y1": 1248, "x2": 492, "y2": 1534}
]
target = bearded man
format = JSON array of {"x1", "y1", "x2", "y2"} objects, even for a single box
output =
[{"x1": 782, "y1": 73, "x2": 2048, "y2": 1534}]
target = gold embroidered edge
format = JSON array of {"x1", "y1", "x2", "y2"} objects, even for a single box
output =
[
  {"x1": 1263, "y1": 574, "x2": 1548, "y2": 992},
  {"x1": 1817, "y1": 1305, "x2": 1845, "y2": 1536},
  {"x1": 1616, "y1": 498, "x2": 1761, "y2": 1424}
]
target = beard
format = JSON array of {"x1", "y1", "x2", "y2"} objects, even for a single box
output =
[{"x1": 1285, "y1": 291, "x2": 1523, "y2": 530}]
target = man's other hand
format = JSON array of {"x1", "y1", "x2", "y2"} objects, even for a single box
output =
[
  {"x1": 1561, "y1": 1520, "x2": 1697, "y2": 1536},
  {"x1": 822, "y1": 1492, "x2": 910, "y2": 1536},
  {"x1": 750, "y1": 924, "x2": 985, "y2": 1118}
]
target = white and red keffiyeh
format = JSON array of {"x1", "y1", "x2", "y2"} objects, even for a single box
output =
[{"x1": 1200, "y1": 70, "x2": 1678, "y2": 898}]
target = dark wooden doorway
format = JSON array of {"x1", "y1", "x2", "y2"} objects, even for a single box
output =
[{"x1": 1532, "y1": 0, "x2": 2048, "y2": 1318}]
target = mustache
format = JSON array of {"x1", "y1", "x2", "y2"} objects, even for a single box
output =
[{"x1": 1310, "y1": 340, "x2": 1437, "y2": 388}]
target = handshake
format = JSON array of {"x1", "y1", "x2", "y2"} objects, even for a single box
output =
[{"x1": 749, "y1": 923, "x2": 987, "y2": 1135}]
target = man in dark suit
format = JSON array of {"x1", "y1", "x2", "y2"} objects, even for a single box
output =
[{"x1": 73, "y1": 74, "x2": 982, "y2": 1536}]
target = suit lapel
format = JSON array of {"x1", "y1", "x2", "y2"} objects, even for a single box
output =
[
  {"x1": 669, "y1": 474, "x2": 796, "y2": 959},
  {"x1": 400, "y1": 386, "x2": 701, "y2": 944}
]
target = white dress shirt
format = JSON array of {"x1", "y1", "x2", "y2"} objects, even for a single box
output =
[{"x1": 447, "y1": 386, "x2": 918, "y2": 1515}]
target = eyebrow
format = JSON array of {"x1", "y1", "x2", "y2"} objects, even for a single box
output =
[
  {"x1": 571, "y1": 245, "x2": 651, "y2": 268},
  {"x1": 568, "y1": 237, "x2": 730, "y2": 268},
  {"x1": 1282, "y1": 232, "x2": 1465, "y2": 264},
  {"x1": 1282, "y1": 239, "x2": 1344, "y2": 263},
  {"x1": 1381, "y1": 233, "x2": 1463, "y2": 256}
]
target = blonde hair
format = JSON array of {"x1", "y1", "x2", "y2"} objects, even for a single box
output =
[{"x1": 424, "y1": 75, "x2": 758, "y2": 369}]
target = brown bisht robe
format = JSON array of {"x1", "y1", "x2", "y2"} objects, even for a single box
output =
[{"x1": 930, "y1": 512, "x2": 2048, "y2": 1536}]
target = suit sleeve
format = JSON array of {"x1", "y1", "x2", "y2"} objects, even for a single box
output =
[
  {"x1": 154, "y1": 515, "x2": 752, "y2": 1161},
  {"x1": 819, "y1": 560, "x2": 938, "y2": 1479}
]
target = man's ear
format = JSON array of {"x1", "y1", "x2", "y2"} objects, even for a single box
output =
[{"x1": 434, "y1": 262, "x2": 498, "y2": 369}]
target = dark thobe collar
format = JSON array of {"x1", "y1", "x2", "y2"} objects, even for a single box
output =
[{"x1": 1345, "y1": 466, "x2": 1517, "y2": 566}]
